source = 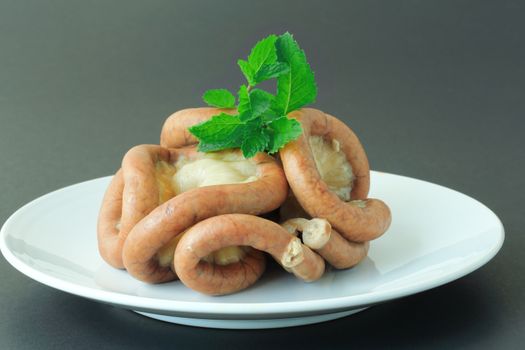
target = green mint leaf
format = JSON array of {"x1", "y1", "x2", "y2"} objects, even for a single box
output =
[
  {"x1": 273, "y1": 33, "x2": 317, "y2": 115},
  {"x1": 237, "y1": 85, "x2": 251, "y2": 117},
  {"x1": 237, "y1": 59, "x2": 253, "y2": 85},
  {"x1": 249, "y1": 89, "x2": 274, "y2": 115},
  {"x1": 238, "y1": 85, "x2": 273, "y2": 122},
  {"x1": 267, "y1": 116, "x2": 303, "y2": 153},
  {"x1": 239, "y1": 34, "x2": 279, "y2": 86},
  {"x1": 247, "y1": 34, "x2": 278, "y2": 74},
  {"x1": 188, "y1": 113, "x2": 244, "y2": 151},
  {"x1": 241, "y1": 124, "x2": 270, "y2": 158},
  {"x1": 260, "y1": 108, "x2": 281, "y2": 123},
  {"x1": 202, "y1": 89, "x2": 236, "y2": 108},
  {"x1": 197, "y1": 142, "x2": 237, "y2": 153},
  {"x1": 254, "y1": 62, "x2": 290, "y2": 84}
]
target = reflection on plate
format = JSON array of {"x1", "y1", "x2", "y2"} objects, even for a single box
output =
[{"x1": 0, "y1": 171, "x2": 504, "y2": 329}]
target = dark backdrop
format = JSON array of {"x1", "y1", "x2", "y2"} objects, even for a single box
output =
[{"x1": 1, "y1": 1, "x2": 524, "y2": 349}]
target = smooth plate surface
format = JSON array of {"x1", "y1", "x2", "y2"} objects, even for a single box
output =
[{"x1": 0, "y1": 171, "x2": 504, "y2": 326}]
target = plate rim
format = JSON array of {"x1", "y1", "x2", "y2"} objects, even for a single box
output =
[{"x1": 0, "y1": 171, "x2": 505, "y2": 318}]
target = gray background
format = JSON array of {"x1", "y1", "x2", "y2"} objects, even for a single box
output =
[{"x1": 1, "y1": 0, "x2": 524, "y2": 348}]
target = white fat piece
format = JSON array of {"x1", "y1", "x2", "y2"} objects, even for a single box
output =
[
  {"x1": 309, "y1": 136, "x2": 354, "y2": 201},
  {"x1": 202, "y1": 246, "x2": 248, "y2": 266},
  {"x1": 172, "y1": 152, "x2": 258, "y2": 194}
]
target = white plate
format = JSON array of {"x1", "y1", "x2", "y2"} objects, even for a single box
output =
[{"x1": 0, "y1": 171, "x2": 504, "y2": 329}]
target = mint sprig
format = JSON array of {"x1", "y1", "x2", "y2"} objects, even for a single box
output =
[{"x1": 190, "y1": 32, "x2": 317, "y2": 158}]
